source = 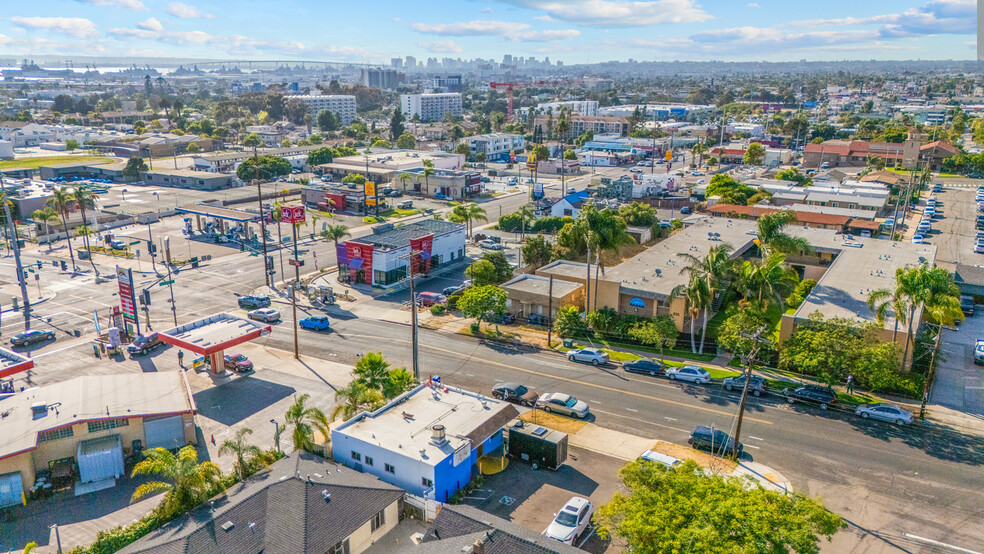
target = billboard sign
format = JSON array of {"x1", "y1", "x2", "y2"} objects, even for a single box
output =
[
  {"x1": 364, "y1": 180, "x2": 376, "y2": 197},
  {"x1": 116, "y1": 265, "x2": 139, "y2": 331},
  {"x1": 532, "y1": 183, "x2": 544, "y2": 199},
  {"x1": 280, "y1": 205, "x2": 306, "y2": 224}
]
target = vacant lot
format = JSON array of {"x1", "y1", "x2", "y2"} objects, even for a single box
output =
[{"x1": 0, "y1": 155, "x2": 115, "y2": 169}]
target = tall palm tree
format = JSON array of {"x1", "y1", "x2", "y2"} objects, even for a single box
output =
[
  {"x1": 398, "y1": 172, "x2": 412, "y2": 192},
  {"x1": 131, "y1": 445, "x2": 222, "y2": 516},
  {"x1": 284, "y1": 393, "x2": 330, "y2": 453},
  {"x1": 72, "y1": 185, "x2": 99, "y2": 275},
  {"x1": 735, "y1": 252, "x2": 799, "y2": 307},
  {"x1": 47, "y1": 187, "x2": 76, "y2": 271},
  {"x1": 219, "y1": 427, "x2": 261, "y2": 482},
  {"x1": 677, "y1": 243, "x2": 735, "y2": 354},
  {"x1": 517, "y1": 204, "x2": 536, "y2": 241},
  {"x1": 451, "y1": 203, "x2": 488, "y2": 238},
  {"x1": 670, "y1": 276, "x2": 710, "y2": 354},
  {"x1": 756, "y1": 211, "x2": 811, "y2": 255},
  {"x1": 31, "y1": 207, "x2": 58, "y2": 251},
  {"x1": 331, "y1": 381, "x2": 385, "y2": 422},
  {"x1": 354, "y1": 352, "x2": 391, "y2": 391},
  {"x1": 321, "y1": 224, "x2": 350, "y2": 274},
  {"x1": 422, "y1": 160, "x2": 435, "y2": 197},
  {"x1": 158, "y1": 97, "x2": 171, "y2": 127}
]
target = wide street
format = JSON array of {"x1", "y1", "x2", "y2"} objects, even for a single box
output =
[{"x1": 1, "y1": 170, "x2": 981, "y2": 553}]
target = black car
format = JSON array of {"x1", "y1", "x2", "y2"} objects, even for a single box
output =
[
  {"x1": 491, "y1": 382, "x2": 538, "y2": 406},
  {"x1": 688, "y1": 426, "x2": 743, "y2": 457},
  {"x1": 622, "y1": 359, "x2": 666, "y2": 377},
  {"x1": 783, "y1": 384, "x2": 838, "y2": 410},
  {"x1": 128, "y1": 333, "x2": 163, "y2": 356},
  {"x1": 10, "y1": 330, "x2": 56, "y2": 346},
  {"x1": 722, "y1": 374, "x2": 769, "y2": 396},
  {"x1": 960, "y1": 295, "x2": 975, "y2": 316},
  {"x1": 237, "y1": 295, "x2": 271, "y2": 310}
]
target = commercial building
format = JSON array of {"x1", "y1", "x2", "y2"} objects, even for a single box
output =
[
  {"x1": 400, "y1": 93, "x2": 462, "y2": 122},
  {"x1": 0, "y1": 372, "x2": 197, "y2": 507},
  {"x1": 191, "y1": 144, "x2": 324, "y2": 173},
  {"x1": 337, "y1": 219, "x2": 466, "y2": 287},
  {"x1": 319, "y1": 148, "x2": 464, "y2": 185},
  {"x1": 361, "y1": 67, "x2": 403, "y2": 89},
  {"x1": 119, "y1": 451, "x2": 403, "y2": 554},
  {"x1": 535, "y1": 100, "x2": 599, "y2": 116},
  {"x1": 143, "y1": 169, "x2": 234, "y2": 191},
  {"x1": 283, "y1": 93, "x2": 358, "y2": 125},
  {"x1": 464, "y1": 133, "x2": 525, "y2": 162},
  {"x1": 501, "y1": 274, "x2": 584, "y2": 320},
  {"x1": 535, "y1": 115, "x2": 629, "y2": 140},
  {"x1": 331, "y1": 381, "x2": 519, "y2": 502},
  {"x1": 596, "y1": 104, "x2": 714, "y2": 121},
  {"x1": 803, "y1": 131, "x2": 956, "y2": 170}
]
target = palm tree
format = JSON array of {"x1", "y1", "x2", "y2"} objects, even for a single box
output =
[
  {"x1": 131, "y1": 446, "x2": 222, "y2": 516},
  {"x1": 31, "y1": 207, "x2": 58, "y2": 251},
  {"x1": 398, "y1": 172, "x2": 412, "y2": 193},
  {"x1": 422, "y1": 159, "x2": 435, "y2": 197},
  {"x1": 321, "y1": 224, "x2": 350, "y2": 274},
  {"x1": 517, "y1": 204, "x2": 536, "y2": 241},
  {"x1": 756, "y1": 211, "x2": 811, "y2": 255},
  {"x1": 219, "y1": 427, "x2": 261, "y2": 482},
  {"x1": 691, "y1": 143, "x2": 708, "y2": 168},
  {"x1": 451, "y1": 203, "x2": 488, "y2": 238},
  {"x1": 284, "y1": 393, "x2": 330, "y2": 453},
  {"x1": 677, "y1": 243, "x2": 734, "y2": 354},
  {"x1": 382, "y1": 367, "x2": 417, "y2": 399},
  {"x1": 331, "y1": 381, "x2": 385, "y2": 422},
  {"x1": 735, "y1": 252, "x2": 799, "y2": 307},
  {"x1": 72, "y1": 185, "x2": 99, "y2": 275},
  {"x1": 47, "y1": 187, "x2": 77, "y2": 271},
  {"x1": 670, "y1": 276, "x2": 710, "y2": 354},
  {"x1": 158, "y1": 97, "x2": 171, "y2": 127},
  {"x1": 354, "y1": 352, "x2": 391, "y2": 390}
]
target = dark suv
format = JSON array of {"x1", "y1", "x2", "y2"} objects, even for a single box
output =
[
  {"x1": 784, "y1": 384, "x2": 838, "y2": 410},
  {"x1": 688, "y1": 426, "x2": 743, "y2": 457},
  {"x1": 128, "y1": 333, "x2": 162, "y2": 356},
  {"x1": 237, "y1": 295, "x2": 271, "y2": 310},
  {"x1": 722, "y1": 374, "x2": 768, "y2": 396}
]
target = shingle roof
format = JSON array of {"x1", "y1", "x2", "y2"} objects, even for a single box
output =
[
  {"x1": 119, "y1": 451, "x2": 403, "y2": 554},
  {"x1": 417, "y1": 505, "x2": 584, "y2": 554}
]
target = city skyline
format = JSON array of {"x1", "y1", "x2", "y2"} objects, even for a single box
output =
[{"x1": 0, "y1": 0, "x2": 976, "y2": 64}]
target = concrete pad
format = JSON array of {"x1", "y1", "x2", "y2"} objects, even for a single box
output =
[
  {"x1": 569, "y1": 423, "x2": 654, "y2": 461},
  {"x1": 732, "y1": 461, "x2": 793, "y2": 494}
]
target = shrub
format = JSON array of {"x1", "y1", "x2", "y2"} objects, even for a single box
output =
[{"x1": 430, "y1": 304, "x2": 446, "y2": 315}]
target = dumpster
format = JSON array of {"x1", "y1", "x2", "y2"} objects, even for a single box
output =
[
  {"x1": 503, "y1": 418, "x2": 568, "y2": 471},
  {"x1": 563, "y1": 339, "x2": 574, "y2": 348}
]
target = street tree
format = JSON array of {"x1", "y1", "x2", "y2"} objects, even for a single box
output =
[
  {"x1": 131, "y1": 446, "x2": 222, "y2": 518},
  {"x1": 717, "y1": 303, "x2": 771, "y2": 358},
  {"x1": 743, "y1": 141, "x2": 766, "y2": 165},
  {"x1": 457, "y1": 285, "x2": 507, "y2": 329},
  {"x1": 72, "y1": 185, "x2": 99, "y2": 275},
  {"x1": 450, "y1": 203, "x2": 487, "y2": 237},
  {"x1": 219, "y1": 427, "x2": 262, "y2": 482},
  {"x1": 284, "y1": 393, "x2": 331, "y2": 453},
  {"x1": 47, "y1": 187, "x2": 77, "y2": 271},
  {"x1": 628, "y1": 317, "x2": 679, "y2": 360},
  {"x1": 521, "y1": 234, "x2": 554, "y2": 270},
  {"x1": 465, "y1": 259, "x2": 499, "y2": 286},
  {"x1": 31, "y1": 207, "x2": 58, "y2": 250}
]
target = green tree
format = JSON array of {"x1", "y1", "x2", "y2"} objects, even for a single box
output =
[
  {"x1": 131, "y1": 446, "x2": 222, "y2": 517},
  {"x1": 775, "y1": 167, "x2": 812, "y2": 186},
  {"x1": 354, "y1": 352, "x2": 391, "y2": 391},
  {"x1": 371, "y1": 138, "x2": 391, "y2": 148},
  {"x1": 421, "y1": 159, "x2": 435, "y2": 197},
  {"x1": 481, "y1": 251, "x2": 513, "y2": 282},
  {"x1": 457, "y1": 285, "x2": 507, "y2": 329},
  {"x1": 242, "y1": 132, "x2": 262, "y2": 156},
  {"x1": 15, "y1": 110, "x2": 32, "y2": 122},
  {"x1": 587, "y1": 306, "x2": 618, "y2": 334},
  {"x1": 65, "y1": 139, "x2": 79, "y2": 150},
  {"x1": 521, "y1": 234, "x2": 554, "y2": 270},
  {"x1": 617, "y1": 202, "x2": 658, "y2": 227},
  {"x1": 597, "y1": 459, "x2": 844, "y2": 553},
  {"x1": 628, "y1": 317, "x2": 679, "y2": 360},
  {"x1": 284, "y1": 393, "x2": 331, "y2": 453},
  {"x1": 317, "y1": 109, "x2": 340, "y2": 132},
  {"x1": 553, "y1": 305, "x2": 588, "y2": 338},
  {"x1": 383, "y1": 367, "x2": 417, "y2": 399},
  {"x1": 389, "y1": 108, "x2": 405, "y2": 140},
  {"x1": 563, "y1": 149, "x2": 578, "y2": 160},
  {"x1": 743, "y1": 141, "x2": 766, "y2": 165},
  {"x1": 396, "y1": 133, "x2": 416, "y2": 150},
  {"x1": 219, "y1": 427, "x2": 261, "y2": 482},
  {"x1": 676, "y1": 243, "x2": 734, "y2": 353},
  {"x1": 186, "y1": 142, "x2": 200, "y2": 153},
  {"x1": 706, "y1": 174, "x2": 756, "y2": 205},
  {"x1": 332, "y1": 381, "x2": 385, "y2": 421},
  {"x1": 735, "y1": 252, "x2": 799, "y2": 308},
  {"x1": 670, "y1": 275, "x2": 710, "y2": 353},
  {"x1": 236, "y1": 155, "x2": 292, "y2": 181},
  {"x1": 717, "y1": 303, "x2": 770, "y2": 358},
  {"x1": 455, "y1": 143, "x2": 471, "y2": 157},
  {"x1": 786, "y1": 278, "x2": 817, "y2": 309},
  {"x1": 465, "y1": 259, "x2": 498, "y2": 286},
  {"x1": 47, "y1": 187, "x2": 77, "y2": 271},
  {"x1": 756, "y1": 211, "x2": 811, "y2": 255},
  {"x1": 280, "y1": 138, "x2": 292, "y2": 148},
  {"x1": 307, "y1": 146, "x2": 334, "y2": 166},
  {"x1": 321, "y1": 224, "x2": 350, "y2": 273},
  {"x1": 397, "y1": 171, "x2": 412, "y2": 192},
  {"x1": 449, "y1": 202, "x2": 487, "y2": 238}
]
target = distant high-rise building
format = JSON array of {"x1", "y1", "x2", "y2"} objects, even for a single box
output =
[
  {"x1": 361, "y1": 68, "x2": 403, "y2": 89},
  {"x1": 431, "y1": 75, "x2": 463, "y2": 93},
  {"x1": 502, "y1": 54, "x2": 513, "y2": 66},
  {"x1": 282, "y1": 93, "x2": 357, "y2": 124},
  {"x1": 405, "y1": 56, "x2": 416, "y2": 69},
  {"x1": 400, "y1": 93, "x2": 462, "y2": 122},
  {"x1": 391, "y1": 58, "x2": 403, "y2": 68}
]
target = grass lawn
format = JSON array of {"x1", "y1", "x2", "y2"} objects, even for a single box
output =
[
  {"x1": 518, "y1": 409, "x2": 588, "y2": 434},
  {"x1": 457, "y1": 325, "x2": 520, "y2": 341},
  {"x1": 379, "y1": 208, "x2": 421, "y2": 218},
  {"x1": 0, "y1": 156, "x2": 114, "y2": 170}
]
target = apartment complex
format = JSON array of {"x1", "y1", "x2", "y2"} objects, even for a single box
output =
[
  {"x1": 534, "y1": 115, "x2": 630, "y2": 139},
  {"x1": 282, "y1": 93, "x2": 357, "y2": 125},
  {"x1": 536, "y1": 100, "x2": 599, "y2": 116},
  {"x1": 464, "y1": 133, "x2": 525, "y2": 161},
  {"x1": 400, "y1": 93, "x2": 462, "y2": 122}
]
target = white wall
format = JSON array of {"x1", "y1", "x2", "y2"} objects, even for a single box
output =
[{"x1": 330, "y1": 431, "x2": 437, "y2": 498}]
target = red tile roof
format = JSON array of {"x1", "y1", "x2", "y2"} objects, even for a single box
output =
[{"x1": 707, "y1": 204, "x2": 851, "y2": 226}]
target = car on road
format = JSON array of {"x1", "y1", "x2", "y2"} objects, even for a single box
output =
[
  {"x1": 238, "y1": 295, "x2": 271, "y2": 309},
  {"x1": 666, "y1": 364, "x2": 711, "y2": 384},
  {"x1": 680, "y1": 206, "x2": 692, "y2": 215},
  {"x1": 622, "y1": 358, "x2": 666, "y2": 377},
  {"x1": 397, "y1": 200, "x2": 413, "y2": 209},
  {"x1": 688, "y1": 425, "x2": 743, "y2": 457},
  {"x1": 127, "y1": 333, "x2": 162, "y2": 356},
  {"x1": 855, "y1": 403, "x2": 914, "y2": 425},
  {"x1": 109, "y1": 240, "x2": 127, "y2": 250},
  {"x1": 10, "y1": 330, "x2": 55, "y2": 347},
  {"x1": 545, "y1": 497, "x2": 594, "y2": 545},
  {"x1": 975, "y1": 339, "x2": 984, "y2": 365},
  {"x1": 416, "y1": 292, "x2": 446, "y2": 307},
  {"x1": 388, "y1": 189, "x2": 403, "y2": 197},
  {"x1": 299, "y1": 315, "x2": 331, "y2": 331},
  {"x1": 783, "y1": 384, "x2": 837, "y2": 410},
  {"x1": 536, "y1": 392, "x2": 590, "y2": 419},
  {"x1": 961, "y1": 295, "x2": 975, "y2": 316},
  {"x1": 491, "y1": 382, "x2": 538, "y2": 406},
  {"x1": 478, "y1": 239, "x2": 505, "y2": 250},
  {"x1": 442, "y1": 280, "x2": 473, "y2": 296},
  {"x1": 567, "y1": 348, "x2": 610, "y2": 366},
  {"x1": 629, "y1": 168, "x2": 643, "y2": 173},
  {"x1": 507, "y1": 177, "x2": 518, "y2": 184},
  {"x1": 932, "y1": 184, "x2": 943, "y2": 192},
  {"x1": 223, "y1": 353, "x2": 253, "y2": 372},
  {"x1": 248, "y1": 308, "x2": 281, "y2": 323},
  {"x1": 722, "y1": 374, "x2": 768, "y2": 396}
]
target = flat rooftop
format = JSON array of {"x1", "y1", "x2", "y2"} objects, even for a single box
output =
[
  {"x1": 158, "y1": 313, "x2": 270, "y2": 355},
  {"x1": 177, "y1": 204, "x2": 257, "y2": 222},
  {"x1": 537, "y1": 260, "x2": 590, "y2": 281},
  {"x1": 351, "y1": 219, "x2": 463, "y2": 251},
  {"x1": 501, "y1": 274, "x2": 582, "y2": 297},
  {"x1": 0, "y1": 348, "x2": 34, "y2": 378},
  {"x1": 332, "y1": 149, "x2": 459, "y2": 169},
  {"x1": 145, "y1": 169, "x2": 230, "y2": 179},
  {"x1": 335, "y1": 383, "x2": 518, "y2": 467},
  {"x1": 0, "y1": 372, "x2": 195, "y2": 460}
]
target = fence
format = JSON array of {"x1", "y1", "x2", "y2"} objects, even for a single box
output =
[{"x1": 404, "y1": 493, "x2": 442, "y2": 522}]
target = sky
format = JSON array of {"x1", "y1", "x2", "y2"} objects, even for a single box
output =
[{"x1": 0, "y1": 0, "x2": 977, "y2": 64}]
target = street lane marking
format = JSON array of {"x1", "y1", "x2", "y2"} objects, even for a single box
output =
[
  {"x1": 748, "y1": 436, "x2": 764, "y2": 441},
  {"x1": 626, "y1": 408, "x2": 638, "y2": 412},
  {"x1": 903, "y1": 534, "x2": 982, "y2": 554},
  {"x1": 592, "y1": 409, "x2": 690, "y2": 434},
  {"x1": 744, "y1": 445, "x2": 760, "y2": 450},
  {"x1": 664, "y1": 417, "x2": 677, "y2": 421}
]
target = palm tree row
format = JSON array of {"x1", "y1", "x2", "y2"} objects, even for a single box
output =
[{"x1": 449, "y1": 202, "x2": 488, "y2": 238}]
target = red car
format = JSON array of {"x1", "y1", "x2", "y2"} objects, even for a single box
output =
[
  {"x1": 223, "y1": 353, "x2": 253, "y2": 372},
  {"x1": 416, "y1": 292, "x2": 446, "y2": 307}
]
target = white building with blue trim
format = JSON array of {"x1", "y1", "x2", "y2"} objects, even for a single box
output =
[{"x1": 330, "y1": 380, "x2": 519, "y2": 502}]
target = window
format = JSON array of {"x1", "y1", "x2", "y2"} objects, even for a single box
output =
[
  {"x1": 88, "y1": 418, "x2": 129, "y2": 433},
  {"x1": 364, "y1": 456, "x2": 373, "y2": 466},
  {"x1": 422, "y1": 477, "x2": 433, "y2": 488},
  {"x1": 330, "y1": 538, "x2": 350, "y2": 554},
  {"x1": 38, "y1": 426, "x2": 74, "y2": 443},
  {"x1": 384, "y1": 463, "x2": 395, "y2": 474},
  {"x1": 351, "y1": 451, "x2": 361, "y2": 461},
  {"x1": 371, "y1": 509, "x2": 385, "y2": 532}
]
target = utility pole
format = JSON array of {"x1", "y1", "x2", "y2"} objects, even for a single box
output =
[
  {"x1": 289, "y1": 284, "x2": 299, "y2": 359},
  {"x1": 255, "y1": 163, "x2": 271, "y2": 287},
  {"x1": 547, "y1": 275, "x2": 554, "y2": 348},
  {"x1": 0, "y1": 174, "x2": 31, "y2": 331},
  {"x1": 730, "y1": 327, "x2": 768, "y2": 459},
  {"x1": 399, "y1": 249, "x2": 422, "y2": 380},
  {"x1": 146, "y1": 222, "x2": 158, "y2": 275},
  {"x1": 164, "y1": 237, "x2": 177, "y2": 326}
]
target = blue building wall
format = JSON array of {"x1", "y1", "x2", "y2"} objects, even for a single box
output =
[{"x1": 433, "y1": 448, "x2": 475, "y2": 503}]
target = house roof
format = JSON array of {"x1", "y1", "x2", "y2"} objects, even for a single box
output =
[
  {"x1": 921, "y1": 140, "x2": 958, "y2": 155},
  {"x1": 706, "y1": 204, "x2": 851, "y2": 227},
  {"x1": 415, "y1": 504, "x2": 584, "y2": 554},
  {"x1": 501, "y1": 274, "x2": 582, "y2": 298},
  {"x1": 119, "y1": 451, "x2": 404, "y2": 554}
]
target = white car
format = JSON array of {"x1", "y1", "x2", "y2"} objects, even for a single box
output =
[
  {"x1": 545, "y1": 496, "x2": 593, "y2": 545},
  {"x1": 248, "y1": 308, "x2": 281, "y2": 322},
  {"x1": 536, "y1": 392, "x2": 590, "y2": 419},
  {"x1": 478, "y1": 239, "x2": 504, "y2": 250},
  {"x1": 567, "y1": 348, "x2": 610, "y2": 366},
  {"x1": 855, "y1": 403, "x2": 914, "y2": 425},
  {"x1": 911, "y1": 236, "x2": 926, "y2": 244},
  {"x1": 666, "y1": 364, "x2": 711, "y2": 384},
  {"x1": 974, "y1": 244, "x2": 984, "y2": 254}
]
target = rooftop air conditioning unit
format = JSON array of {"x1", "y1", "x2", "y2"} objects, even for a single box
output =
[{"x1": 30, "y1": 402, "x2": 47, "y2": 416}]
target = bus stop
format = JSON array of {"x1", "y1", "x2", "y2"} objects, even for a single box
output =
[{"x1": 157, "y1": 313, "x2": 271, "y2": 374}]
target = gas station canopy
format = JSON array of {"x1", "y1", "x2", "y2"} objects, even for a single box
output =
[
  {"x1": 158, "y1": 313, "x2": 271, "y2": 356},
  {"x1": 176, "y1": 204, "x2": 258, "y2": 223},
  {"x1": 0, "y1": 348, "x2": 35, "y2": 378}
]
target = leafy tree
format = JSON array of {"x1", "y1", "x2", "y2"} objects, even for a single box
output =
[
  {"x1": 332, "y1": 381, "x2": 385, "y2": 422},
  {"x1": 455, "y1": 143, "x2": 471, "y2": 157},
  {"x1": 236, "y1": 155, "x2": 292, "y2": 181},
  {"x1": 597, "y1": 459, "x2": 844, "y2": 553},
  {"x1": 317, "y1": 109, "x2": 340, "y2": 132},
  {"x1": 743, "y1": 141, "x2": 766, "y2": 165},
  {"x1": 219, "y1": 427, "x2": 261, "y2": 482},
  {"x1": 131, "y1": 446, "x2": 222, "y2": 517},
  {"x1": 309, "y1": 133, "x2": 323, "y2": 145},
  {"x1": 284, "y1": 393, "x2": 330, "y2": 453},
  {"x1": 307, "y1": 146, "x2": 334, "y2": 166},
  {"x1": 481, "y1": 251, "x2": 513, "y2": 282},
  {"x1": 465, "y1": 259, "x2": 499, "y2": 286},
  {"x1": 717, "y1": 303, "x2": 770, "y2": 358},
  {"x1": 628, "y1": 317, "x2": 679, "y2": 359},
  {"x1": 389, "y1": 108, "x2": 405, "y2": 140},
  {"x1": 457, "y1": 285, "x2": 507, "y2": 328},
  {"x1": 786, "y1": 278, "x2": 817, "y2": 309},
  {"x1": 775, "y1": 167, "x2": 812, "y2": 186},
  {"x1": 521, "y1": 234, "x2": 554, "y2": 270},
  {"x1": 557, "y1": 218, "x2": 589, "y2": 257},
  {"x1": 563, "y1": 149, "x2": 578, "y2": 160},
  {"x1": 706, "y1": 174, "x2": 755, "y2": 205},
  {"x1": 617, "y1": 202, "x2": 658, "y2": 227},
  {"x1": 354, "y1": 352, "x2": 391, "y2": 391},
  {"x1": 65, "y1": 139, "x2": 79, "y2": 150},
  {"x1": 242, "y1": 132, "x2": 262, "y2": 156},
  {"x1": 122, "y1": 156, "x2": 149, "y2": 179},
  {"x1": 396, "y1": 133, "x2": 416, "y2": 149},
  {"x1": 280, "y1": 138, "x2": 292, "y2": 148},
  {"x1": 371, "y1": 138, "x2": 392, "y2": 148},
  {"x1": 553, "y1": 305, "x2": 588, "y2": 338},
  {"x1": 15, "y1": 110, "x2": 32, "y2": 122},
  {"x1": 186, "y1": 142, "x2": 201, "y2": 153}
]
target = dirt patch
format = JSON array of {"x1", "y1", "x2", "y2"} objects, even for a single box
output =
[
  {"x1": 518, "y1": 409, "x2": 588, "y2": 434},
  {"x1": 650, "y1": 440, "x2": 738, "y2": 473}
]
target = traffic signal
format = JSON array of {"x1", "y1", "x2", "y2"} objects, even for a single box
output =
[
  {"x1": 21, "y1": 270, "x2": 27, "y2": 281},
  {"x1": 266, "y1": 256, "x2": 274, "y2": 270},
  {"x1": 60, "y1": 260, "x2": 68, "y2": 271},
  {"x1": 36, "y1": 261, "x2": 41, "y2": 270},
  {"x1": 142, "y1": 289, "x2": 151, "y2": 305}
]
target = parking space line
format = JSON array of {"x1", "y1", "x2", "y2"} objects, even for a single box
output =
[
  {"x1": 626, "y1": 408, "x2": 638, "y2": 412},
  {"x1": 748, "y1": 436, "x2": 764, "y2": 441},
  {"x1": 745, "y1": 445, "x2": 761, "y2": 450}
]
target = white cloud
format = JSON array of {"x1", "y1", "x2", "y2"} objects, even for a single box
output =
[
  {"x1": 166, "y1": 2, "x2": 214, "y2": 19},
  {"x1": 9, "y1": 16, "x2": 99, "y2": 38},
  {"x1": 418, "y1": 39, "x2": 463, "y2": 53},
  {"x1": 410, "y1": 20, "x2": 526, "y2": 36},
  {"x1": 789, "y1": 0, "x2": 974, "y2": 36},
  {"x1": 392, "y1": 17, "x2": 402, "y2": 22},
  {"x1": 508, "y1": 29, "x2": 580, "y2": 41},
  {"x1": 75, "y1": 0, "x2": 146, "y2": 9},
  {"x1": 747, "y1": 2, "x2": 759, "y2": 7},
  {"x1": 481, "y1": 7, "x2": 492, "y2": 13},
  {"x1": 496, "y1": 0, "x2": 713, "y2": 27},
  {"x1": 136, "y1": 17, "x2": 163, "y2": 31}
]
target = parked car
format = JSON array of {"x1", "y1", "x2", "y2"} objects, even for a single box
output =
[
  {"x1": 491, "y1": 382, "x2": 538, "y2": 406},
  {"x1": 688, "y1": 425, "x2": 743, "y2": 457},
  {"x1": 416, "y1": 292, "x2": 446, "y2": 307},
  {"x1": 238, "y1": 295, "x2": 271, "y2": 309},
  {"x1": 961, "y1": 295, "x2": 975, "y2": 316},
  {"x1": 397, "y1": 200, "x2": 413, "y2": 209},
  {"x1": 127, "y1": 333, "x2": 162, "y2": 356},
  {"x1": 545, "y1": 497, "x2": 594, "y2": 545},
  {"x1": 911, "y1": 235, "x2": 926, "y2": 244},
  {"x1": 388, "y1": 189, "x2": 403, "y2": 197},
  {"x1": 680, "y1": 206, "x2": 692, "y2": 215},
  {"x1": 536, "y1": 393, "x2": 590, "y2": 419},
  {"x1": 478, "y1": 239, "x2": 504, "y2": 250},
  {"x1": 666, "y1": 364, "x2": 711, "y2": 384},
  {"x1": 109, "y1": 240, "x2": 127, "y2": 250},
  {"x1": 567, "y1": 348, "x2": 610, "y2": 366},
  {"x1": 223, "y1": 353, "x2": 253, "y2": 372},
  {"x1": 629, "y1": 168, "x2": 643, "y2": 173},
  {"x1": 722, "y1": 374, "x2": 768, "y2": 396},
  {"x1": 299, "y1": 315, "x2": 331, "y2": 331},
  {"x1": 622, "y1": 359, "x2": 666, "y2": 377},
  {"x1": 975, "y1": 339, "x2": 984, "y2": 365},
  {"x1": 638, "y1": 450, "x2": 682, "y2": 468},
  {"x1": 10, "y1": 330, "x2": 55, "y2": 347},
  {"x1": 507, "y1": 177, "x2": 519, "y2": 184},
  {"x1": 855, "y1": 403, "x2": 914, "y2": 425},
  {"x1": 783, "y1": 384, "x2": 837, "y2": 410},
  {"x1": 248, "y1": 308, "x2": 281, "y2": 323}
]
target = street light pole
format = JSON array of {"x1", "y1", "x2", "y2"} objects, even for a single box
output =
[
  {"x1": 164, "y1": 237, "x2": 178, "y2": 326},
  {"x1": 399, "y1": 249, "x2": 422, "y2": 380},
  {"x1": 0, "y1": 174, "x2": 31, "y2": 331}
]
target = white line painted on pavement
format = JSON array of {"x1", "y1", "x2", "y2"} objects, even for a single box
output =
[
  {"x1": 664, "y1": 417, "x2": 676, "y2": 421},
  {"x1": 592, "y1": 409, "x2": 689, "y2": 434},
  {"x1": 626, "y1": 408, "x2": 638, "y2": 412},
  {"x1": 748, "y1": 436, "x2": 764, "y2": 441},
  {"x1": 744, "y1": 445, "x2": 760, "y2": 450},
  {"x1": 903, "y1": 534, "x2": 982, "y2": 554}
]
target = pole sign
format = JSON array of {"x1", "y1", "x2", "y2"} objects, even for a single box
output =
[
  {"x1": 116, "y1": 265, "x2": 139, "y2": 331},
  {"x1": 363, "y1": 180, "x2": 376, "y2": 198},
  {"x1": 280, "y1": 205, "x2": 306, "y2": 224}
]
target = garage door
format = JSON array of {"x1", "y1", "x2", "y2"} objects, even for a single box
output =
[
  {"x1": 0, "y1": 472, "x2": 23, "y2": 508},
  {"x1": 144, "y1": 415, "x2": 185, "y2": 450},
  {"x1": 77, "y1": 435, "x2": 124, "y2": 484}
]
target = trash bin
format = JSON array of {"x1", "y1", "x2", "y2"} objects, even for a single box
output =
[
  {"x1": 74, "y1": 329, "x2": 81, "y2": 337},
  {"x1": 563, "y1": 339, "x2": 574, "y2": 348}
]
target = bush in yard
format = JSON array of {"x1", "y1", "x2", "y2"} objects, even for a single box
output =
[
  {"x1": 786, "y1": 278, "x2": 817, "y2": 309},
  {"x1": 430, "y1": 304, "x2": 446, "y2": 315},
  {"x1": 554, "y1": 305, "x2": 589, "y2": 338}
]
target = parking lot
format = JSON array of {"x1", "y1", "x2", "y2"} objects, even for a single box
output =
[{"x1": 927, "y1": 181, "x2": 981, "y2": 272}]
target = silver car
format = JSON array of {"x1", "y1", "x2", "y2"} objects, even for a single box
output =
[
  {"x1": 248, "y1": 308, "x2": 281, "y2": 323},
  {"x1": 666, "y1": 364, "x2": 711, "y2": 384},
  {"x1": 567, "y1": 348, "x2": 610, "y2": 366},
  {"x1": 855, "y1": 403, "x2": 914, "y2": 425},
  {"x1": 536, "y1": 392, "x2": 590, "y2": 419}
]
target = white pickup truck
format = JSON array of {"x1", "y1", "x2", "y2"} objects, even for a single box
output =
[{"x1": 975, "y1": 339, "x2": 984, "y2": 366}]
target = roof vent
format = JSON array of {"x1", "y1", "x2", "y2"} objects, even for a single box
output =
[
  {"x1": 221, "y1": 521, "x2": 235, "y2": 532},
  {"x1": 30, "y1": 402, "x2": 47, "y2": 416},
  {"x1": 431, "y1": 424, "x2": 448, "y2": 446}
]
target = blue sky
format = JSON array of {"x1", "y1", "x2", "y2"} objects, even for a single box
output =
[{"x1": 0, "y1": 0, "x2": 976, "y2": 64}]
